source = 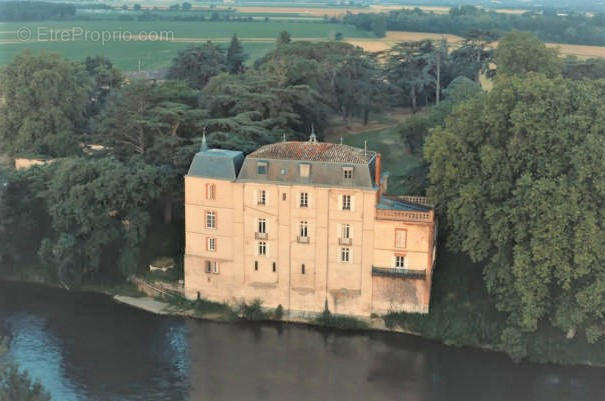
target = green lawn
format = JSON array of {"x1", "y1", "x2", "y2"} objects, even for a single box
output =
[
  {"x1": 0, "y1": 20, "x2": 373, "y2": 70},
  {"x1": 339, "y1": 126, "x2": 423, "y2": 196}
]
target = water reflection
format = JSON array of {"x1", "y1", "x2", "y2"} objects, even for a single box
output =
[{"x1": 0, "y1": 281, "x2": 603, "y2": 401}]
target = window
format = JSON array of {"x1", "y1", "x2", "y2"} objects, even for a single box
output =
[
  {"x1": 395, "y1": 229, "x2": 407, "y2": 249},
  {"x1": 342, "y1": 224, "x2": 351, "y2": 239},
  {"x1": 299, "y1": 163, "x2": 310, "y2": 177},
  {"x1": 282, "y1": 193, "x2": 287, "y2": 201},
  {"x1": 257, "y1": 161, "x2": 267, "y2": 175},
  {"x1": 395, "y1": 256, "x2": 405, "y2": 268},
  {"x1": 257, "y1": 189, "x2": 266, "y2": 205},
  {"x1": 342, "y1": 195, "x2": 351, "y2": 211},
  {"x1": 341, "y1": 247, "x2": 350, "y2": 263},
  {"x1": 258, "y1": 241, "x2": 267, "y2": 256},
  {"x1": 300, "y1": 192, "x2": 308, "y2": 208},
  {"x1": 206, "y1": 183, "x2": 216, "y2": 200},
  {"x1": 205, "y1": 211, "x2": 216, "y2": 229},
  {"x1": 205, "y1": 260, "x2": 218, "y2": 274},
  {"x1": 254, "y1": 261, "x2": 259, "y2": 271},
  {"x1": 258, "y1": 218, "x2": 266, "y2": 234},
  {"x1": 301, "y1": 264, "x2": 305, "y2": 274},
  {"x1": 300, "y1": 221, "x2": 308, "y2": 238},
  {"x1": 207, "y1": 237, "x2": 216, "y2": 252},
  {"x1": 272, "y1": 262, "x2": 276, "y2": 272},
  {"x1": 343, "y1": 167, "x2": 353, "y2": 179}
]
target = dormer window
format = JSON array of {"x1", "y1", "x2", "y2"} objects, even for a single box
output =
[
  {"x1": 257, "y1": 161, "x2": 268, "y2": 175},
  {"x1": 299, "y1": 163, "x2": 310, "y2": 178},
  {"x1": 343, "y1": 167, "x2": 353, "y2": 180}
]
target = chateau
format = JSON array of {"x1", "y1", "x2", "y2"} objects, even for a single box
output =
[{"x1": 184, "y1": 134, "x2": 437, "y2": 317}]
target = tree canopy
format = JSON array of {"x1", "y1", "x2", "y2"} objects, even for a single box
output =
[
  {"x1": 0, "y1": 51, "x2": 91, "y2": 157},
  {"x1": 494, "y1": 32, "x2": 562, "y2": 77},
  {"x1": 167, "y1": 42, "x2": 227, "y2": 89},
  {"x1": 424, "y1": 74, "x2": 605, "y2": 354}
]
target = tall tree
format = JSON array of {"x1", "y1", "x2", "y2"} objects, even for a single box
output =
[
  {"x1": 424, "y1": 74, "x2": 605, "y2": 357},
  {"x1": 0, "y1": 51, "x2": 91, "y2": 157},
  {"x1": 94, "y1": 79, "x2": 203, "y2": 223},
  {"x1": 37, "y1": 157, "x2": 166, "y2": 283},
  {"x1": 276, "y1": 31, "x2": 291, "y2": 46},
  {"x1": 384, "y1": 40, "x2": 437, "y2": 112},
  {"x1": 226, "y1": 34, "x2": 247, "y2": 74},
  {"x1": 166, "y1": 42, "x2": 226, "y2": 89},
  {"x1": 83, "y1": 55, "x2": 123, "y2": 120},
  {"x1": 495, "y1": 32, "x2": 562, "y2": 77}
]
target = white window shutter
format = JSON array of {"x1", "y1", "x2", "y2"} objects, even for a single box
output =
[
  {"x1": 338, "y1": 194, "x2": 342, "y2": 210},
  {"x1": 337, "y1": 223, "x2": 341, "y2": 240},
  {"x1": 351, "y1": 195, "x2": 356, "y2": 212}
]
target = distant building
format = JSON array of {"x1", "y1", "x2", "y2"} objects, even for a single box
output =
[{"x1": 184, "y1": 134, "x2": 437, "y2": 317}]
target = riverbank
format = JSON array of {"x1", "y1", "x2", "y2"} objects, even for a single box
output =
[
  {"x1": 2, "y1": 266, "x2": 604, "y2": 368},
  {"x1": 4, "y1": 279, "x2": 603, "y2": 401}
]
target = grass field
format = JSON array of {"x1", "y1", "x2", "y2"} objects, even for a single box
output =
[
  {"x1": 116, "y1": 2, "x2": 529, "y2": 16},
  {"x1": 347, "y1": 31, "x2": 605, "y2": 59},
  {"x1": 324, "y1": 108, "x2": 421, "y2": 195},
  {"x1": 0, "y1": 20, "x2": 373, "y2": 70}
]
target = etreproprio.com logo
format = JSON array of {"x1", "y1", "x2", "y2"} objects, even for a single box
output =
[{"x1": 16, "y1": 26, "x2": 174, "y2": 44}]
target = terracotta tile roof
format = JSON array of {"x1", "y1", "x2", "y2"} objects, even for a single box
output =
[{"x1": 247, "y1": 141, "x2": 376, "y2": 164}]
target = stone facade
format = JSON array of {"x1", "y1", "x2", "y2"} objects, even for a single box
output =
[{"x1": 184, "y1": 138, "x2": 437, "y2": 317}]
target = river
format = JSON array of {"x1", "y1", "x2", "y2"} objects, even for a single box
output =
[{"x1": 0, "y1": 281, "x2": 603, "y2": 401}]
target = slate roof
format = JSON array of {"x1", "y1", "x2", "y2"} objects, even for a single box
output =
[
  {"x1": 377, "y1": 196, "x2": 431, "y2": 212},
  {"x1": 187, "y1": 148, "x2": 244, "y2": 180},
  {"x1": 247, "y1": 142, "x2": 376, "y2": 164}
]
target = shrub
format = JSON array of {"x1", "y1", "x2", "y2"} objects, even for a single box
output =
[
  {"x1": 274, "y1": 304, "x2": 284, "y2": 320},
  {"x1": 239, "y1": 299, "x2": 268, "y2": 321},
  {"x1": 313, "y1": 307, "x2": 368, "y2": 330}
]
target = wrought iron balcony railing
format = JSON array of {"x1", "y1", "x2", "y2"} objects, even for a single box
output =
[
  {"x1": 297, "y1": 235, "x2": 310, "y2": 244},
  {"x1": 338, "y1": 237, "x2": 352, "y2": 245},
  {"x1": 255, "y1": 232, "x2": 268, "y2": 240},
  {"x1": 372, "y1": 266, "x2": 426, "y2": 279}
]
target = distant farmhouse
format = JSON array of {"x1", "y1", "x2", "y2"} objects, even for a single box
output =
[{"x1": 184, "y1": 133, "x2": 437, "y2": 317}]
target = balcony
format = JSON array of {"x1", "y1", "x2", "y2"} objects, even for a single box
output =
[
  {"x1": 255, "y1": 232, "x2": 268, "y2": 240},
  {"x1": 372, "y1": 266, "x2": 426, "y2": 279},
  {"x1": 338, "y1": 237, "x2": 352, "y2": 246},
  {"x1": 297, "y1": 235, "x2": 309, "y2": 244}
]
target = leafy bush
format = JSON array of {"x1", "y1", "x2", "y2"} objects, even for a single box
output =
[
  {"x1": 314, "y1": 307, "x2": 369, "y2": 331},
  {"x1": 238, "y1": 299, "x2": 268, "y2": 321},
  {"x1": 274, "y1": 304, "x2": 284, "y2": 320}
]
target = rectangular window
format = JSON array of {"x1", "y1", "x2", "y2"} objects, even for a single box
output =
[
  {"x1": 257, "y1": 162, "x2": 267, "y2": 175},
  {"x1": 206, "y1": 183, "x2": 216, "y2": 200},
  {"x1": 300, "y1": 221, "x2": 308, "y2": 238},
  {"x1": 342, "y1": 195, "x2": 351, "y2": 211},
  {"x1": 272, "y1": 262, "x2": 276, "y2": 272},
  {"x1": 258, "y1": 218, "x2": 266, "y2": 234},
  {"x1": 282, "y1": 193, "x2": 287, "y2": 201},
  {"x1": 342, "y1": 224, "x2": 351, "y2": 239},
  {"x1": 257, "y1": 189, "x2": 266, "y2": 205},
  {"x1": 301, "y1": 264, "x2": 305, "y2": 274},
  {"x1": 299, "y1": 163, "x2": 310, "y2": 177},
  {"x1": 300, "y1": 192, "x2": 308, "y2": 208},
  {"x1": 254, "y1": 261, "x2": 259, "y2": 271},
  {"x1": 395, "y1": 256, "x2": 405, "y2": 268},
  {"x1": 207, "y1": 237, "x2": 216, "y2": 252},
  {"x1": 205, "y1": 260, "x2": 218, "y2": 274},
  {"x1": 341, "y1": 247, "x2": 350, "y2": 263},
  {"x1": 343, "y1": 167, "x2": 353, "y2": 179},
  {"x1": 258, "y1": 241, "x2": 267, "y2": 256},
  {"x1": 205, "y1": 211, "x2": 216, "y2": 229},
  {"x1": 395, "y1": 229, "x2": 407, "y2": 249}
]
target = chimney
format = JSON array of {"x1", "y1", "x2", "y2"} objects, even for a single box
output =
[{"x1": 375, "y1": 153, "x2": 382, "y2": 194}]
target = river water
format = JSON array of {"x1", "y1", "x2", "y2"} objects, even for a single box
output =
[{"x1": 0, "y1": 281, "x2": 603, "y2": 401}]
